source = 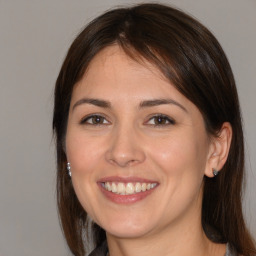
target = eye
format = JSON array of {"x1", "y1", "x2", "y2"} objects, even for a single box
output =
[
  {"x1": 80, "y1": 115, "x2": 109, "y2": 125},
  {"x1": 147, "y1": 114, "x2": 175, "y2": 126}
]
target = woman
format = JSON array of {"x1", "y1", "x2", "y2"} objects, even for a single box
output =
[{"x1": 53, "y1": 3, "x2": 256, "y2": 256}]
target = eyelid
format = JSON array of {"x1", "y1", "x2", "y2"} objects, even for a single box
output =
[
  {"x1": 145, "y1": 114, "x2": 176, "y2": 126},
  {"x1": 80, "y1": 113, "x2": 111, "y2": 125}
]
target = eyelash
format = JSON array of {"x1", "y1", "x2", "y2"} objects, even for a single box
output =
[
  {"x1": 147, "y1": 114, "x2": 175, "y2": 126},
  {"x1": 80, "y1": 114, "x2": 175, "y2": 126},
  {"x1": 80, "y1": 114, "x2": 110, "y2": 125}
]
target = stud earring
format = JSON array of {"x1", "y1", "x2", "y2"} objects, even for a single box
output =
[
  {"x1": 67, "y1": 162, "x2": 71, "y2": 177},
  {"x1": 212, "y1": 168, "x2": 219, "y2": 177}
]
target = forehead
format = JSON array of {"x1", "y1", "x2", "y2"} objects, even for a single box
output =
[
  {"x1": 85, "y1": 45, "x2": 165, "y2": 81},
  {"x1": 73, "y1": 45, "x2": 183, "y2": 101}
]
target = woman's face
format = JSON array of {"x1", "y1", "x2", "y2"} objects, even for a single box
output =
[{"x1": 66, "y1": 45, "x2": 215, "y2": 238}]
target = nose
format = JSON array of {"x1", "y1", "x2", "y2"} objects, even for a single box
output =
[{"x1": 105, "y1": 125, "x2": 146, "y2": 168}]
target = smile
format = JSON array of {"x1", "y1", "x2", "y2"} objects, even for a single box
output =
[
  {"x1": 98, "y1": 177, "x2": 159, "y2": 204},
  {"x1": 102, "y1": 182, "x2": 157, "y2": 195}
]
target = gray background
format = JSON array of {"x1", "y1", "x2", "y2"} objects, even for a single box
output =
[{"x1": 0, "y1": 0, "x2": 255, "y2": 255}]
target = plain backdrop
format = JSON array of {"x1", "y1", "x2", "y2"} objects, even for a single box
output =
[{"x1": 0, "y1": 0, "x2": 255, "y2": 255}]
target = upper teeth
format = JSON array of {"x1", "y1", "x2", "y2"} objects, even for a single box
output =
[{"x1": 103, "y1": 182, "x2": 157, "y2": 195}]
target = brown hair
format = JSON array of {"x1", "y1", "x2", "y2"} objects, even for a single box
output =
[{"x1": 53, "y1": 3, "x2": 256, "y2": 256}]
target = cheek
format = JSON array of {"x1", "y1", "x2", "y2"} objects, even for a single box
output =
[
  {"x1": 148, "y1": 135, "x2": 206, "y2": 216},
  {"x1": 66, "y1": 132, "x2": 104, "y2": 176},
  {"x1": 65, "y1": 132, "x2": 105, "y2": 219},
  {"x1": 149, "y1": 134, "x2": 204, "y2": 174},
  {"x1": 148, "y1": 130, "x2": 208, "y2": 201}
]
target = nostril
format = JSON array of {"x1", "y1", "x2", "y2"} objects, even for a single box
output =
[
  {"x1": 106, "y1": 153, "x2": 145, "y2": 167},
  {"x1": 104, "y1": 134, "x2": 146, "y2": 166}
]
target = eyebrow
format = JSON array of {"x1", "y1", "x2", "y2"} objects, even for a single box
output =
[
  {"x1": 139, "y1": 99, "x2": 188, "y2": 112},
  {"x1": 72, "y1": 98, "x2": 111, "y2": 111},
  {"x1": 72, "y1": 98, "x2": 187, "y2": 113}
]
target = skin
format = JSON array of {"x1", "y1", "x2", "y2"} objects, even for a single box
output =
[{"x1": 65, "y1": 45, "x2": 232, "y2": 256}]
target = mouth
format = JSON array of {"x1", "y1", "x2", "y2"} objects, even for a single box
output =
[
  {"x1": 101, "y1": 181, "x2": 157, "y2": 195},
  {"x1": 97, "y1": 177, "x2": 159, "y2": 204}
]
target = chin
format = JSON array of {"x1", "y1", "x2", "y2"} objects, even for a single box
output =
[
  {"x1": 106, "y1": 225, "x2": 152, "y2": 239},
  {"x1": 98, "y1": 215, "x2": 154, "y2": 239}
]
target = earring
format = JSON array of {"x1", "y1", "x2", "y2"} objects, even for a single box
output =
[
  {"x1": 67, "y1": 162, "x2": 71, "y2": 177},
  {"x1": 212, "y1": 168, "x2": 219, "y2": 177}
]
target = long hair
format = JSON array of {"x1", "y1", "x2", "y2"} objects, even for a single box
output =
[{"x1": 53, "y1": 3, "x2": 256, "y2": 256}]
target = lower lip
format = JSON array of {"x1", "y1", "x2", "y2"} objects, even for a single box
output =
[{"x1": 98, "y1": 183, "x2": 157, "y2": 204}]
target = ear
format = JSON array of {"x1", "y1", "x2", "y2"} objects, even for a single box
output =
[{"x1": 204, "y1": 122, "x2": 232, "y2": 178}]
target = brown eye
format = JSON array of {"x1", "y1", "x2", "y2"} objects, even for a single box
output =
[
  {"x1": 147, "y1": 115, "x2": 175, "y2": 126},
  {"x1": 81, "y1": 115, "x2": 109, "y2": 125},
  {"x1": 91, "y1": 116, "x2": 104, "y2": 124},
  {"x1": 154, "y1": 116, "x2": 168, "y2": 125}
]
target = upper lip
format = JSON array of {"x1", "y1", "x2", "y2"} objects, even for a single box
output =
[{"x1": 97, "y1": 176, "x2": 158, "y2": 184}]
